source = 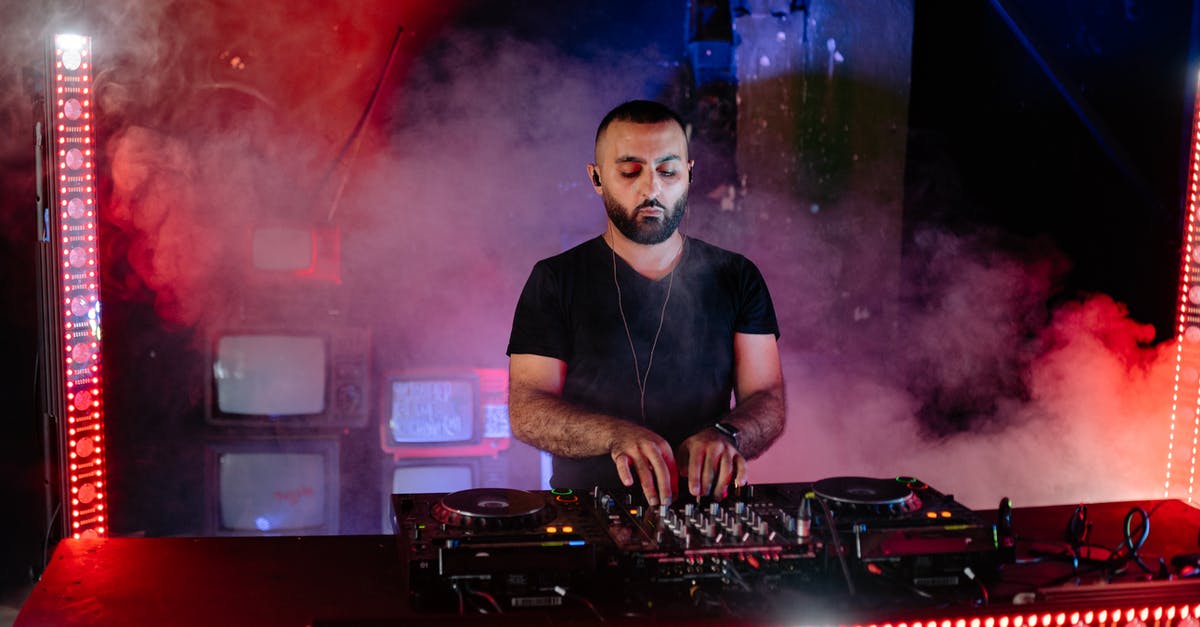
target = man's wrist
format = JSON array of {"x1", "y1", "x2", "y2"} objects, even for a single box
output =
[{"x1": 710, "y1": 421, "x2": 740, "y2": 450}]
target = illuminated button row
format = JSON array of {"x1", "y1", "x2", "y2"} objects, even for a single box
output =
[{"x1": 925, "y1": 510, "x2": 954, "y2": 519}]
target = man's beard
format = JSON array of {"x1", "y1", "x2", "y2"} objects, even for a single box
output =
[{"x1": 604, "y1": 191, "x2": 687, "y2": 245}]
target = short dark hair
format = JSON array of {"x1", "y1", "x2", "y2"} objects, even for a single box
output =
[{"x1": 595, "y1": 100, "x2": 688, "y2": 145}]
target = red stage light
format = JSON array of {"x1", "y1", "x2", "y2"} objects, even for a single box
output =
[{"x1": 47, "y1": 33, "x2": 108, "y2": 539}]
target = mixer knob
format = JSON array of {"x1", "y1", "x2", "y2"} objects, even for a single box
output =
[
  {"x1": 658, "y1": 504, "x2": 670, "y2": 519},
  {"x1": 732, "y1": 521, "x2": 743, "y2": 537},
  {"x1": 735, "y1": 501, "x2": 747, "y2": 515},
  {"x1": 709, "y1": 502, "x2": 721, "y2": 516},
  {"x1": 684, "y1": 503, "x2": 696, "y2": 518}
]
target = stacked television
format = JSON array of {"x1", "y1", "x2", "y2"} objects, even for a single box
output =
[{"x1": 201, "y1": 223, "x2": 527, "y2": 536}]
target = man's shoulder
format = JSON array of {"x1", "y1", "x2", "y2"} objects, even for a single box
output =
[
  {"x1": 536, "y1": 235, "x2": 604, "y2": 267},
  {"x1": 685, "y1": 236, "x2": 754, "y2": 268}
]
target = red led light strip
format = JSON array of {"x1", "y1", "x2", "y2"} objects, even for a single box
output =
[
  {"x1": 1165, "y1": 71, "x2": 1200, "y2": 502},
  {"x1": 805, "y1": 603, "x2": 1200, "y2": 627},
  {"x1": 49, "y1": 34, "x2": 107, "y2": 539}
]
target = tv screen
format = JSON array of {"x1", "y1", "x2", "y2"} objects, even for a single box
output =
[
  {"x1": 383, "y1": 459, "x2": 478, "y2": 533},
  {"x1": 252, "y1": 226, "x2": 313, "y2": 272},
  {"x1": 205, "y1": 438, "x2": 339, "y2": 536},
  {"x1": 213, "y1": 334, "x2": 327, "y2": 416},
  {"x1": 247, "y1": 223, "x2": 341, "y2": 282},
  {"x1": 384, "y1": 371, "x2": 479, "y2": 446},
  {"x1": 206, "y1": 326, "x2": 370, "y2": 427},
  {"x1": 393, "y1": 463, "x2": 475, "y2": 495}
]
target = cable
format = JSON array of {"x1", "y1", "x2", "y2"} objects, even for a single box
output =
[
  {"x1": 1106, "y1": 506, "x2": 1154, "y2": 575},
  {"x1": 551, "y1": 586, "x2": 605, "y2": 622},
  {"x1": 1041, "y1": 502, "x2": 1167, "y2": 586},
  {"x1": 42, "y1": 502, "x2": 60, "y2": 572},
  {"x1": 720, "y1": 561, "x2": 752, "y2": 593},
  {"x1": 323, "y1": 25, "x2": 405, "y2": 222},
  {"x1": 450, "y1": 582, "x2": 464, "y2": 615},
  {"x1": 812, "y1": 494, "x2": 856, "y2": 597},
  {"x1": 469, "y1": 588, "x2": 504, "y2": 614},
  {"x1": 963, "y1": 567, "x2": 990, "y2": 607}
]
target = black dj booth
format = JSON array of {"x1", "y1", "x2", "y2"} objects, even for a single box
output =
[{"x1": 15, "y1": 479, "x2": 1200, "y2": 626}]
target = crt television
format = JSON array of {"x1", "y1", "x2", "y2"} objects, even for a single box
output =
[
  {"x1": 378, "y1": 368, "x2": 510, "y2": 458},
  {"x1": 204, "y1": 437, "x2": 340, "y2": 536},
  {"x1": 205, "y1": 325, "x2": 369, "y2": 427},
  {"x1": 247, "y1": 222, "x2": 341, "y2": 283},
  {"x1": 381, "y1": 456, "x2": 513, "y2": 533}
]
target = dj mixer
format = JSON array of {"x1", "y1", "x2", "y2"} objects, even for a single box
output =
[{"x1": 392, "y1": 477, "x2": 999, "y2": 614}]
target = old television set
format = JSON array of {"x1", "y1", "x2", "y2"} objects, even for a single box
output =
[
  {"x1": 247, "y1": 222, "x2": 341, "y2": 283},
  {"x1": 378, "y1": 368, "x2": 510, "y2": 458},
  {"x1": 204, "y1": 438, "x2": 340, "y2": 536},
  {"x1": 381, "y1": 456, "x2": 512, "y2": 532},
  {"x1": 205, "y1": 325, "x2": 369, "y2": 427}
]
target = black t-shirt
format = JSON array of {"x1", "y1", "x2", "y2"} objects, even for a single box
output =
[{"x1": 506, "y1": 235, "x2": 779, "y2": 490}]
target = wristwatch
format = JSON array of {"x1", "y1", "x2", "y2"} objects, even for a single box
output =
[{"x1": 711, "y1": 422, "x2": 740, "y2": 450}]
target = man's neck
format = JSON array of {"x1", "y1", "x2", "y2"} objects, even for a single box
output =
[{"x1": 606, "y1": 230, "x2": 685, "y2": 280}]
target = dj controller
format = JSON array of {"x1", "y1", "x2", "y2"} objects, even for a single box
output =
[{"x1": 391, "y1": 477, "x2": 1000, "y2": 617}]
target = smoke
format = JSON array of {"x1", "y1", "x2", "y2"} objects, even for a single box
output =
[
  {"x1": 342, "y1": 28, "x2": 676, "y2": 368},
  {"x1": 751, "y1": 223, "x2": 1172, "y2": 509},
  {"x1": 0, "y1": 1, "x2": 1185, "y2": 535}
]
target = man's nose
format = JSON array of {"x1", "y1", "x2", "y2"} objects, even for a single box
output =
[{"x1": 637, "y1": 171, "x2": 663, "y2": 200}]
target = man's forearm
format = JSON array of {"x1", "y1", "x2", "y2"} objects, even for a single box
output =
[
  {"x1": 720, "y1": 384, "x2": 786, "y2": 459},
  {"x1": 509, "y1": 388, "x2": 625, "y2": 458}
]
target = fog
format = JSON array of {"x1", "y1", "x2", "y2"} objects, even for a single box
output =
[{"x1": 0, "y1": 1, "x2": 1184, "y2": 536}]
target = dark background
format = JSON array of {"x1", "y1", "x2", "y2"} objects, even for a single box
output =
[{"x1": 2, "y1": 0, "x2": 1197, "y2": 606}]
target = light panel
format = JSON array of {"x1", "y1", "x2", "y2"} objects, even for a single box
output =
[
  {"x1": 1165, "y1": 70, "x2": 1200, "y2": 502},
  {"x1": 49, "y1": 33, "x2": 107, "y2": 539},
  {"x1": 793, "y1": 602, "x2": 1200, "y2": 627}
]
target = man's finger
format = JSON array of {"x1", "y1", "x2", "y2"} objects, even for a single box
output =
[
  {"x1": 687, "y1": 443, "x2": 704, "y2": 496},
  {"x1": 713, "y1": 452, "x2": 734, "y2": 498},
  {"x1": 647, "y1": 443, "x2": 675, "y2": 504},
  {"x1": 613, "y1": 453, "x2": 635, "y2": 487},
  {"x1": 633, "y1": 455, "x2": 661, "y2": 506},
  {"x1": 701, "y1": 444, "x2": 721, "y2": 496},
  {"x1": 733, "y1": 455, "x2": 748, "y2": 489}
]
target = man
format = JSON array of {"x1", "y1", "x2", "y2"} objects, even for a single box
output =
[{"x1": 506, "y1": 100, "x2": 785, "y2": 506}]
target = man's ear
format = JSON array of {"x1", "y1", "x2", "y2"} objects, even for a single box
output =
[{"x1": 587, "y1": 164, "x2": 603, "y2": 193}]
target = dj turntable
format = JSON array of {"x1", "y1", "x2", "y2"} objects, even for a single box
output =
[
  {"x1": 391, "y1": 477, "x2": 998, "y2": 613},
  {"x1": 809, "y1": 476, "x2": 997, "y2": 587}
]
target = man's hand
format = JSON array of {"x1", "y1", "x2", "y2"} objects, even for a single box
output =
[
  {"x1": 609, "y1": 423, "x2": 678, "y2": 506},
  {"x1": 676, "y1": 428, "x2": 747, "y2": 499}
]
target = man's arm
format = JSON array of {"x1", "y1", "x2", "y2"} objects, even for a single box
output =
[
  {"x1": 508, "y1": 353, "x2": 678, "y2": 505},
  {"x1": 676, "y1": 332, "x2": 786, "y2": 497},
  {"x1": 725, "y1": 331, "x2": 786, "y2": 458}
]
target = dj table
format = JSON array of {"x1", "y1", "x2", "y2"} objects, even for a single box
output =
[{"x1": 15, "y1": 480, "x2": 1200, "y2": 626}]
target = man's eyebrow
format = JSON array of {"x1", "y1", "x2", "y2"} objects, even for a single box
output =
[{"x1": 614, "y1": 154, "x2": 683, "y2": 165}]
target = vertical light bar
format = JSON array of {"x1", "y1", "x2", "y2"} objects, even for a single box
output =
[
  {"x1": 48, "y1": 33, "x2": 107, "y2": 539},
  {"x1": 1165, "y1": 71, "x2": 1200, "y2": 502}
]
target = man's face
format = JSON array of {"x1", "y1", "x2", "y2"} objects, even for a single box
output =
[{"x1": 592, "y1": 120, "x2": 691, "y2": 245}]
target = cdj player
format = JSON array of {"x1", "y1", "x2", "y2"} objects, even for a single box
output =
[{"x1": 391, "y1": 477, "x2": 998, "y2": 615}]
